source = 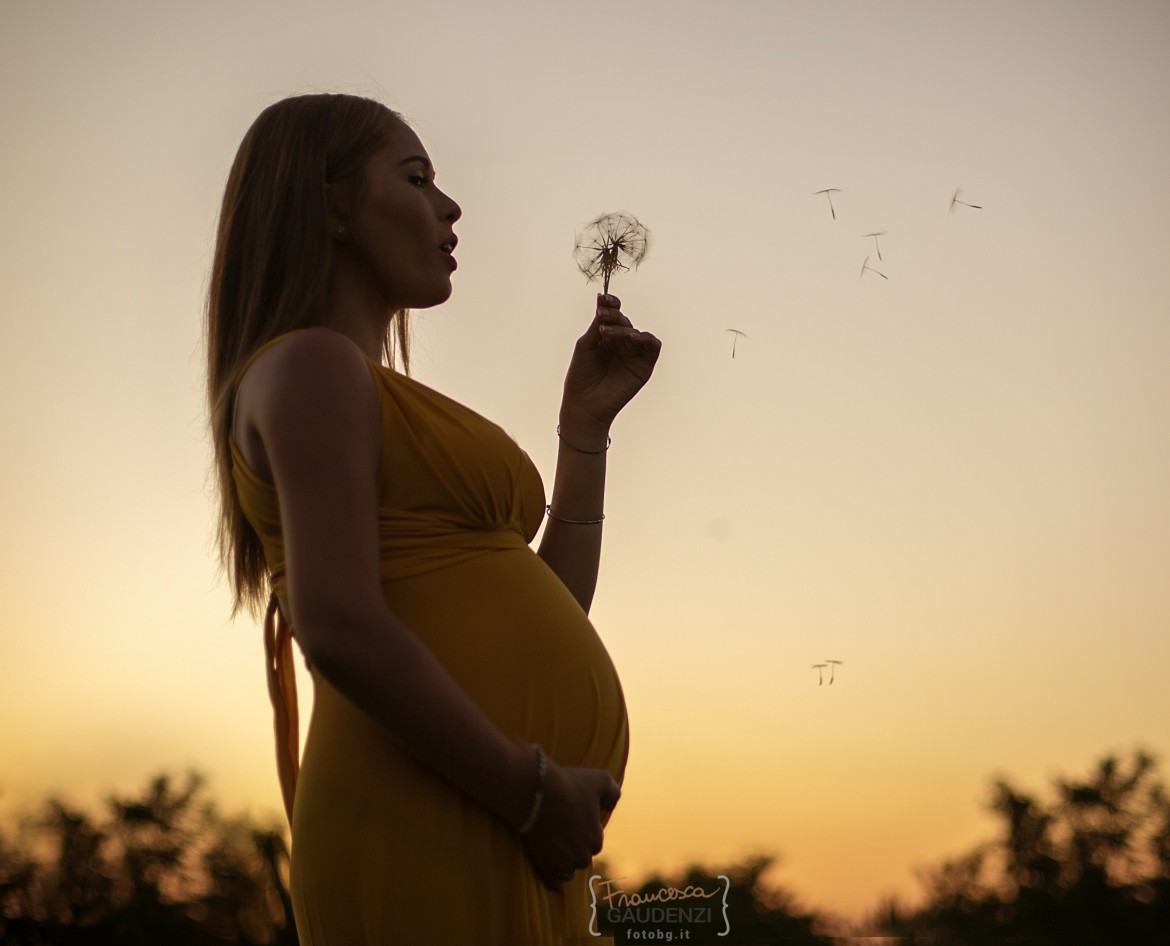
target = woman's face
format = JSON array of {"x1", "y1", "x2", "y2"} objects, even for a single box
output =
[{"x1": 341, "y1": 120, "x2": 462, "y2": 311}]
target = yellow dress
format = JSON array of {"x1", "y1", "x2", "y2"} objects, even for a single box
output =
[{"x1": 229, "y1": 329, "x2": 629, "y2": 945}]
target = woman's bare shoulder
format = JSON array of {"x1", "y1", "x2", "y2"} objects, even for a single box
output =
[
  {"x1": 234, "y1": 327, "x2": 377, "y2": 481},
  {"x1": 243, "y1": 326, "x2": 371, "y2": 388}
]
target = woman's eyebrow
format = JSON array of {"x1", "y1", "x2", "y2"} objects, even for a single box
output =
[{"x1": 396, "y1": 155, "x2": 434, "y2": 172}]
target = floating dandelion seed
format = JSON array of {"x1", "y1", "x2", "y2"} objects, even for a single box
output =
[
  {"x1": 812, "y1": 663, "x2": 828, "y2": 686},
  {"x1": 949, "y1": 188, "x2": 983, "y2": 214},
  {"x1": 813, "y1": 188, "x2": 842, "y2": 220},
  {"x1": 725, "y1": 329, "x2": 748, "y2": 359},
  {"x1": 860, "y1": 255, "x2": 888, "y2": 280},
  {"x1": 826, "y1": 659, "x2": 844, "y2": 684},
  {"x1": 573, "y1": 211, "x2": 651, "y2": 295},
  {"x1": 862, "y1": 230, "x2": 888, "y2": 261}
]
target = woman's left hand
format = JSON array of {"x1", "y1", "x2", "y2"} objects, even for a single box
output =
[{"x1": 559, "y1": 293, "x2": 662, "y2": 435}]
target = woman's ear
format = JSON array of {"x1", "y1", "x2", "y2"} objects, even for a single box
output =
[{"x1": 324, "y1": 183, "x2": 350, "y2": 240}]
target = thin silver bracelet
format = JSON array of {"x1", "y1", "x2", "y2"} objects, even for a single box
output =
[
  {"x1": 518, "y1": 744, "x2": 547, "y2": 835},
  {"x1": 546, "y1": 505, "x2": 605, "y2": 525},
  {"x1": 557, "y1": 424, "x2": 611, "y2": 455}
]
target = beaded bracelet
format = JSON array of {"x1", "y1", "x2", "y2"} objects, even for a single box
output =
[
  {"x1": 518, "y1": 743, "x2": 548, "y2": 835},
  {"x1": 546, "y1": 505, "x2": 605, "y2": 525},
  {"x1": 557, "y1": 425, "x2": 611, "y2": 455}
]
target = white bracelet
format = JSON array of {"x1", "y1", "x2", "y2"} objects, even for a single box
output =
[{"x1": 518, "y1": 744, "x2": 547, "y2": 835}]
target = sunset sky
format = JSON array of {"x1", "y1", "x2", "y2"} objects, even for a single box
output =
[{"x1": 2, "y1": 0, "x2": 1168, "y2": 924}]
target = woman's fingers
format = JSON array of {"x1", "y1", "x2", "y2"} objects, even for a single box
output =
[
  {"x1": 533, "y1": 853, "x2": 582, "y2": 891},
  {"x1": 598, "y1": 324, "x2": 658, "y2": 344},
  {"x1": 599, "y1": 325, "x2": 661, "y2": 358},
  {"x1": 521, "y1": 764, "x2": 619, "y2": 890},
  {"x1": 595, "y1": 308, "x2": 632, "y2": 331},
  {"x1": 595, "y1": 293, "x2": 632, "y2": 328}
]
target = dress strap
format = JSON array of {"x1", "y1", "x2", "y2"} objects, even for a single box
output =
[{"x1": 263, "y1": 592, "x2": 300, "y2": 827}]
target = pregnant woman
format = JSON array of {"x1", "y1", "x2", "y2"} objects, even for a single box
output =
[{"x1": 204, "y1": 93, "x2": 660, "y2": 944}]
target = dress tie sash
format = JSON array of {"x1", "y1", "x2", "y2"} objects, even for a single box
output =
[{"x1": 263, "y1": 593, "x2": 299, "y2": 827}]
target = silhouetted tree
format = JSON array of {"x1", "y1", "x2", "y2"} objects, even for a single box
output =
[
  {"x1": 869, "y1": 747, "x2": 1170, "y2": 945},
  {"x1": 0, "y1": 770, "x2": 295, "y2": 945}
]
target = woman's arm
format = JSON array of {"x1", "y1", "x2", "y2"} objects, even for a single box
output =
[
  {"x1": 245, "y1": 329, "x2": 619, "y2": 876},
  {"x1": 537, "y1": 294, "x2": 661, "y2": 610},
  {"x1": 537, "y1": 419, "x2": 609, "y2": 612}
]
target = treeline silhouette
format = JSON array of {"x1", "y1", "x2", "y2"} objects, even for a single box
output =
[
  {"x1": 0, "y1": 748, "x2": 1166, "y2": 944},
  {"x1": 0, "y1": 771, "x2": 294, "y2": 945},
  {"x1": 867, "y1": 747, "x2": 1170, "y2": 945}
]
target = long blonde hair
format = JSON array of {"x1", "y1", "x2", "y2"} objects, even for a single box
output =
[{"x1": 205, "y1": 93, "x2": 410, "y2": 622}]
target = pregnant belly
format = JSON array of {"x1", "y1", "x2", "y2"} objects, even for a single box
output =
[{"x1": 371, "y1": 547, "x2": 629, "y2": 779}]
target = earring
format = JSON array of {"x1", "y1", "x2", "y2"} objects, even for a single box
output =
[{"x1": 335, "y1": 225, "x2": 347, "y2": 239}]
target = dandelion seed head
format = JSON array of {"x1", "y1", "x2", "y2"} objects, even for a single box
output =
[{"x1": 573, "y1": 210, "x2": 651, "y2": 293}]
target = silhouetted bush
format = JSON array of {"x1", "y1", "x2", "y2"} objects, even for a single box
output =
[
  {"x1": 0, "y1": 771, "x2": 295, "y2": 945},
  {"x1": 867, "y1": 747, "x2": 1170, "y2": 945}
]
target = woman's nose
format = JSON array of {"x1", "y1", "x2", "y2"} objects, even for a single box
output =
[{"x1": 441, "y1": 191, "x2": 461, "y2": 223}]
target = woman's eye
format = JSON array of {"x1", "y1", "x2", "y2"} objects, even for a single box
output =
[{"x1": 408, "y1": 175, "x2": 429, "y2": 187}]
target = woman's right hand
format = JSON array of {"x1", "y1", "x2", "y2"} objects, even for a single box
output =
[{"x1": 520, "y1": 758, "x2": 621, "y2": 891}]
